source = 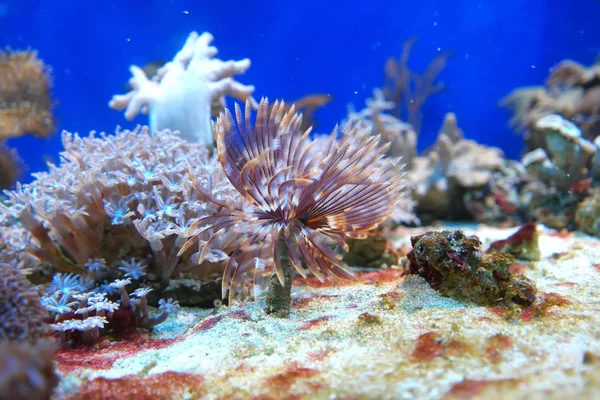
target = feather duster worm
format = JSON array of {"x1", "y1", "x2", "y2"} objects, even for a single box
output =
[{"x1": 180, "y1": 98, "x2": 405, "y2": 313}]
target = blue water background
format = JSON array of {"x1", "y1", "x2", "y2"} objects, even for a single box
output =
[{"x1": 1, "y1": 0, "x2": 599, "y2": 181}]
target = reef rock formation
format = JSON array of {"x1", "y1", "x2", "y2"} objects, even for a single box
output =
[
  {"x1": 407, "y1": 113, "x2": 507, "y2": 220},
  {"x1": 407, "y1": 230, "x2": 536, "y2": 308},
  {"x1": 518, "y1": 114, "x2": 597, "y2": 230},
  {"x1": 502, "y1": 58, "x2": 600, "y2": 151}
]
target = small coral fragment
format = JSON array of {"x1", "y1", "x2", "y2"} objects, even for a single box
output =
[
  {"x1": 487, "y1": 223, "x2": 541, "y2": 261},
  {"x1": 407, "y1": 230, "x2": 537, "y2": 308}
]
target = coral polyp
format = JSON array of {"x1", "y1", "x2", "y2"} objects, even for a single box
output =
[{"x1": 181, "y1": 98, "x2": 406, "y2": 310}]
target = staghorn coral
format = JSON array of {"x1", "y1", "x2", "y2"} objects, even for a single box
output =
[
  {"x1": 180, "y1": 98, "x2": 406, "y2": 314},
  {"x1": 0, "y1": 126, "x2": 243, "y2": 290},
  {"x1": 109, "y1": 31, "x2": 256, "y2": 145},
  {"x1": 382, "y1": 36, "x2": 452, "y2": 135},
  {"x1": 272, "y1": 93, "x2": 332, "y2": 132},
  {"x1": 501, "y1": 58, "x2": 600, "y2": 151},
  {"x1": 346, "y1": 89, "x2": 419, "y2": 225},
  {"x1": 348, "y1": 98, "x2": 511, "y2": 223}
]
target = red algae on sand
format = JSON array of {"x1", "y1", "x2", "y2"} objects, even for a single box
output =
[
  {"x1": 191, "y1": 314, "x2": 225, "y2": 333},
  {"x1": 298, "y1": 316, "x2": 332, "y2": 331},
  {"x1": 190, "y1": 309, "x2": 252, "y2": 334},
  {"x1": 291, "y1": 294, "x2": 339, "y2": 309},
  {"x1": 56, "y1": 334, "x2": 177, "y2": 374},
  {"x1": 66, "y1": 371, "x2": 205, "y2": 400},
  {"x1": 266, "y1": 362, "x2": 320, "y2": 391},
  {"x1": 228, "y1": 309, "x2": 252, "y2": 321},
  {"x1": 489, "y1": 307, "x2": 535, "y2": 322},
  {"x1": 307, "y1": 347, "x2": 335, "y2": 363},
  {"x1": 446, "y1": 378, "x2": 519, "y2": 399},
  {"x1": 379, "y1": 290, "x2": 406, "y2": 309},
  {"x1": 412, "y1": 332, "x2": 447, "y2": 362},
  {"x1": 411, "y1": 332, "x2": 469, "y2": 363},
  {"x1": 484, "y1": 334, "x2": 513, "y2": 362}
]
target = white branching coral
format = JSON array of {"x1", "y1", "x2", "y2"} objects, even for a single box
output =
[{"x1": 109, "y1": 31, "x2": 256, "y2": 145}]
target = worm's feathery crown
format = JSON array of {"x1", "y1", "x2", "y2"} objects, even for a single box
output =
[{"x1": 181, "y1": 98, "x2": 405, "y2": 302}]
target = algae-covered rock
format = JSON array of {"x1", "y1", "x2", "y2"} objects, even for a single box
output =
[
  {"x1": 407, "y1": 230, "x2": 536, "y2": 308},
  {"x1": 487, "y1": 223, "x2": 541, "y2": 261}
]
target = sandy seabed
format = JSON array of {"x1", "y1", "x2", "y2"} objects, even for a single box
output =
[{"x1": 53, "y1": 224, "x2": 600, "y2": 400}]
